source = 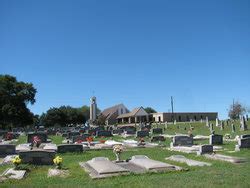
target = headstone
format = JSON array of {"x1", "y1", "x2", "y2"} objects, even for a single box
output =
[
  {"x1": 151, "y1": 136, "x2": 166, "y2": 142},
  {"x1": 209, "y1": 134, "x2": 223, "y2": 145},
  {"x1": 67, "y1": 132, "x2": 80, "y2": 139},
  {"x1": 197, "y1": 145, "x2": 213, "y2": 155},
  {"x1": 246, "y1": 115, "x2": 249, "y2": 121},
  {"x1": 221, "y1": 121, "x2": 224, "y2": 130},
  {"x1": 125, "y1": 130, "x2": 136, "y2": 135},
  {"x1": 231, "y1": 124, "x2": 236, "y2": 133},
  {"x1": 171, "y1": 136, "x2": 193, "y2": 146},
  {"x1": 0, "y1": 144, "x2": 16, "y2": 157},
  {"x1": 136, "y1": 131, "x2": 149, "y2": 138},
  {"x1": 206, "y1": 117, "x2": 209, "y2": 127},
  {"x1": 210, "y1": 123, "x2": 214, "y2": 133},
  {"x1": 152, "y1": 128, "x2": 163, "y2": 134},
  {"x1": 240, "y1": 134, "x2": 250, "y2": 139},
  {"x1": 112, "y1": 129, "x2": 123, "y2": 135},
  {"x1": 166, "y1": 155, "x2": 211, "y2": 166},
  {"x1": 240, "y1": 116, "x2": 247, "y2": 131},
  {"x1": 27, "y1": 132, "x2": 48, "y2": 143},
  {"x1": 19, "y1": 150, "x2": 55, "y2": 165},
  {"x1": 96, "y1": 130, "x2": 113, "y2": 137},
  {"x1": 236, "y1": 137, "x2": 250, "y2": 149},
  {"x1": 215, "y1": 118, "x2": 219, "y2": 127},
  {"x1": 57, "y1": 144, "x2": 84, "y2": 153}
]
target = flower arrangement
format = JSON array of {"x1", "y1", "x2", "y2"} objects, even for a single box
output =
[
  {"x1": 12, "y1": 155, "x2": 21, "y2": 169},
  {"x1": 138, "y1": 137, "x2": 145, "y2": 146},
  {"x1": 99, "y1": 136, "x2": 107, "y2": 144},
  {"x1": 86, "y1": 137, "x2": 93, "y2": 146},
  {"x1": 113, "y1": 144, "x2": 123, "y2": 161},
  {"x1": 53, "y1": 156, "x2": 63, "y2": 169}
]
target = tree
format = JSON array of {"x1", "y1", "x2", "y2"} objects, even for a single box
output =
[
  {"x1": 40, "y1": 106, "x2": 87, "y2": 127},
  {"x1": 0, "y1": 75, "x2": 37, "y2": 129},
  {"x1": 228, "y1": 101, "x2": 246, "y2": 120},
  {"x1": 144, "y1": 107, "x2": 157, "y2": 114}
]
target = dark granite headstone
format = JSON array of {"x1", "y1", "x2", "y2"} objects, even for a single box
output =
[
  {"x1": 136, "y1": 131, "x2": 149, "y2": 138},
  {"x1": 57, "y1": 144, "x2": 84, "y2": 153},
  {"x1": 238, "y1": 137, "x2": 250, "y2": 149},
  {"x1": 96, "y1": 130, "x2": 113, "y2": 137},
  {"x1": 27, "y1": 132, "x2": 48, "y2": 143},
  {"x1": 197, "y1": 145, "x2": 213, "y2": 155},
  {"x1": 19, "y1": 150, "x2": 55, "y2": 165},
  {"x1": 152, "y1": 128, "x2": 163, "y2": 134},
  {"x1": 209, "y1": 134, "x2": 223, "y2": 145},
  {"x1": 125, "y1": 129, "x2": 136, "y2": 135},
  {"x1": 0, "y1": 144, "x2": 16, "y2": 157},
  {"x1": 172, "y1": 136, "x2": 193, "y2": 146},
  {"x1": 241, "y1": 134, "x2": 250, "y2": 139},
  {"x1": 151, "y1": 136, "x2": 166, "y2": 142}
]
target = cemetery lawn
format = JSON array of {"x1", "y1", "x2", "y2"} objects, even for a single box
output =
[{"x1": 1, "y1": 121, "x2": 250, "y2": 188}]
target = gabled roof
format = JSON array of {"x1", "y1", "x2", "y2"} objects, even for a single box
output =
[
  {"x1": 101, "y1": 104, "x2": 129, "y2": 120},
  {"x1": 117, "y1": 107, "x2": 148, "y2": 119}
]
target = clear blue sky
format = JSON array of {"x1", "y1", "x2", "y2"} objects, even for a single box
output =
[{"x1": 1, "y1": 0, "x2": 249, "y2": 119}]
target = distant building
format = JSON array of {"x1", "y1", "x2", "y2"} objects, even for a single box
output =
[
  {"x1": 152, "y1": 112, "x2": 218, "y2": 123},
  {"x1": 99, "y1": 104, "x2": 129, "y2": 125},
  {"x1": 89, "y1": 96, "x2": 97, "y2": 123},
  {"x1": 117, "y1": 107, "x2": 149, "y2": 124}
]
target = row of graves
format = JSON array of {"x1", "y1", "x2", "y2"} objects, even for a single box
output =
[{"x1": 0, "y1": 122, "x2": 250, "y2": 180}]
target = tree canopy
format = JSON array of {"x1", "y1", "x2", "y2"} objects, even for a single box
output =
[
  {"x1": 0, "y1": 75, "x2": 37, "y2": 129},
  {"x1": 228, "y1": 101, "x2": 246, "y2": 119},
  {"x1": 39, "y1": 105, "x2": 99, "y2": 127},
  {"x1": 144, "y1": 107, "x2": 157, "y2": 114}
]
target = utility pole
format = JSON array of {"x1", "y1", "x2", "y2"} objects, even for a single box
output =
[{"x1": 171, "y1": 96, "x2": 174, "y2": 123}]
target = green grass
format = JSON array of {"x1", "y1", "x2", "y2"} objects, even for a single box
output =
[{"x1": 0, "y1": 120, "x2": 250, "y2": 188}]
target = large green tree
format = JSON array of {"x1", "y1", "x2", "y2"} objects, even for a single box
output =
[
  {"x1": 40, "y1": 106, "x2": 87, "y2": 127},
  {"x1": 0, "y1": 75, "x2": 37, "y2": 129}
]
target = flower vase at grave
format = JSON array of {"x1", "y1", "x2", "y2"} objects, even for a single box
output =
[{"x1": 115, "y1": 153, "x2": 121, "y2": 161}]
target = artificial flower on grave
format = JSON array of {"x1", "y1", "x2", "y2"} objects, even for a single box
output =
[
  {"x1": 99, "y1": 136, "x2": 107, "y2": 144},
  {"x1": 12, "y1": 155, "x2": 22, "y2": 169},
  {"x1": 113, "y1": 144, "x2": 124, "y2": 161},
  {"x1": 53, "y1": 156, "x2": 63, "y2": 169}
]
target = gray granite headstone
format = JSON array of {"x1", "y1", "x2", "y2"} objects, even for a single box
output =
[
  {"x1": 19, "y1": 150, "x2": 55, "y2": 165},
  {"x1": 57, "y1": 144, "x2": 84, "y2": 153},
  {"x1": 0, "y1": 144, "x2": 16, "y2": 157},
  {"x1": 172, "y1": 136, "x2": 193, "y2": 146},
  {"x1": 209, "y1": 134, "x2": 223, "y2": 145}
]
